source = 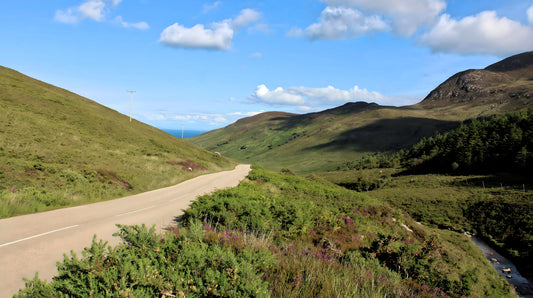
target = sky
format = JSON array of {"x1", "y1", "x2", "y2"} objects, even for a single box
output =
[{"x1": 2, "y1": 0, "x2": 533, "y2": 130}]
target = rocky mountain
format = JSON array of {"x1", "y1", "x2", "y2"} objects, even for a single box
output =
[{"x1": 419, "y1": 51, "x2": 533, "y2": 112}]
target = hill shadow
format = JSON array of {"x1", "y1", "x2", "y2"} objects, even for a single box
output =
[{"x1": 305, "y1": 117, "x2": 460, "y2": 152}]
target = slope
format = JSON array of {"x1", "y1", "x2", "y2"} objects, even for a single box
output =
[
  {"x1": 190, "y1": 52, "x2": 533, "y2": 173},
  {"x1": 191, "y1": 103, "x2": 459, "y2": 173},
  {"x1": 418, "y1": 51, "x2": 533, "y2": 117},
  {"x1": 0, "y1": 66, "x2": 235, "y2": 217}
]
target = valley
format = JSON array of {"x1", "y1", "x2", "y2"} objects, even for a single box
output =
[{"x1": 2, "y1": 52, "x2": 533, "y2": 297}]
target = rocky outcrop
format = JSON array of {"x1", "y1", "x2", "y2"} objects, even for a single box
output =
[{"x1": 419, "y1": 52, "x2": 533, "y2": 109}]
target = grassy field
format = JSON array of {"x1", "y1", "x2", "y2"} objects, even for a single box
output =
[{"x1": 0, "y1": 66, "x2": 236, "y2": 217}]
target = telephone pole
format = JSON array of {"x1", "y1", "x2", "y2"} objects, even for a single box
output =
[{"x1": 127, "y1": 91, "x2": 136, "y2": 122}]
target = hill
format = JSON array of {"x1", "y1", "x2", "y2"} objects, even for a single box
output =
[
  {"x1": 418, "y1": 51, "x2": 533, "y2": 116},
  {"x1": 0, "y1": 66, "x2": 235, "y2": 217},
  {"x1": 190, "y1": 52, "x2": 533, "y2": 173}
]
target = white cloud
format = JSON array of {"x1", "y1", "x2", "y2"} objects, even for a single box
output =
[
  {"x1": 420, "y1": 11, "x2": 533, "y2": 55},
  {"x1": 227, "y1": 111, "x2": 263, "y2": 116},
  {"x1": 232, "y1": 8, "x2": 261, "y2": 30},
  {"x1": 250, "y1": 85, "x2": 306, "y2": 105},
  {"x1": 295, "y1": 7, "x2": 388, "y2": 40},
  {"x1": 78, "y1": 0, "x2": 106, "y2": 21},
  {"x1": 55, "y1": 0, "x2": 108, "y2": 23},
  {"x1": 109, "y1": 0, "x2": 122, "y2": 7},
  {"x1": 115, "y1": 16, "x2": 149, "y2": 30},
  {"x1": 159, "y1": 22, "x2": 234, "y2": 50},
  {"x1": 291, "y1": 85, "x2": 384, "y2": 102},
  {"x1": 249, "y1": 84, "x2": 385, "y2": 107},
  {"x1": 323, "y1": 0, "x2": 446, "y2": 36},
  {"x1": 54, "y1": 8, "x2": 80, "y2": 24},
  {"x1": 54, "y1": 0, "x2": 146, "y2": 28},
  {"x1": 159, "y1": 9, "x2": 260, "y2": 50},
  {"x1": 203, "y1": 1, "x2": 222, "y2": 13}
]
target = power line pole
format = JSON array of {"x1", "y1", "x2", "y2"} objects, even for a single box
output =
[{"x1": 127, "y1": 91, "x2": 136, "y2": 122}]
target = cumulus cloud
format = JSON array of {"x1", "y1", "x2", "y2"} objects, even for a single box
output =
[
  {"x1": 291, "y1": 7, "x2": 388, "y2": 40},
  {"x1": 232, "y1": 8, "x2": 261, "y2": 29},
  {"x1": 323, "y1": 0, "x2": 446, "y2": 36},
  {"x1": 291, "y1": 0, "x2": 445, "y2": 39},
  {"x1": 292, "y1": 85, "x2": 384, "y2": 102},
  {"x1": 419, "y1": 10, "x2": 533, "y2": 55},
  {"x1": 114, "y1": 16, "x2": 149, "y2": 30},
  {"x1": 159, "y1": 22, "x2": 234, "y2": 50},
  {"x1": 55, "y1": 0, "x2": 147, "y2": 29},
  {"x1": 249, "y1": 84, "x2": 385, "y2": 107},
  {"x1": 159, "y1": 9, "x2": 260, "y2": 50},
  {"x1": 250, "y1": 85, "x2": 306, "y2": 105},
  {"x1": 55, "y1": 0, "x2": 111, "y2": 23}
]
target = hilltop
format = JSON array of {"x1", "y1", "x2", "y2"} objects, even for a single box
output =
[
  {"x1": 419, "y1": 51, "x2": 533, "y2": 114},
  {"x1": 190, "y1": 52, "x2": 533, "y2": 173},
  {"x1": 0, "y1": 66, "x2": 235, "y2": 217}
]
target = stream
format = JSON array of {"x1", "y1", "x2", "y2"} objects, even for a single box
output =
[{"x1": 471, "y1": 237, "x2": 533, "y2": 297}]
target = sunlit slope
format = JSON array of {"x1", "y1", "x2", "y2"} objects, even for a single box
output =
[
  {"x1": 191, "y1": 52, "x2": 533, "y2": 174},
  {"x1": 0, "y1": 66, "x2": 235, "y2": 217},
  {"x1": 191, "y1": 103, "x2": 460, "y2": 173}
]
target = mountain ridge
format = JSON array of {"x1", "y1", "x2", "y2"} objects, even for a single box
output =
[{"x1": 191, "y1": 52, "x2": 533, "y2": 173}]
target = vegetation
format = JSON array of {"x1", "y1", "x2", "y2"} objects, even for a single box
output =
[
  {"x1": 401, "y1": 110, "x2": 533, "y2": 174},
  {"x1": 7, "y1": 54, "x2": 533, "y2": 296},
  {"x1": 190, "y1": 104, "x2": 463, "y2": 174},
  {"x1": 322, "y1": 110, "x2": 533, "y2": 281},
  {"x1": 18, "y1": 167, "x2": 514, "y2": 297},
  {"x1": 0, "y1": 66, "x2": 235, "y2": 218}
]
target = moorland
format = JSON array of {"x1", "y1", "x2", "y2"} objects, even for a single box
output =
[{"x1": 4, "y1": 52, "x2": 533, "y2": 297}]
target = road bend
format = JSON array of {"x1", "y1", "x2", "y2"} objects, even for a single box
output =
[{"x1": 0, "y1": 164, "x2": 251, "y2": 297}]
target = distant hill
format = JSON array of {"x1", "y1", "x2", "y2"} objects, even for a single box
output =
[
  {"x1": 419, "y1": 51, "x2": 533, "y2": 115},
  {"x1": 191, "y1": 52, "x2": 533, "y2": 173},
  {"x1": 0, "y1": 66, "x2": 234, "y2": 217}
]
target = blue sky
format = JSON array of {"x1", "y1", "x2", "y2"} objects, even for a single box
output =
[{"x1": 2, "y1": 0, "x2": 533, "y2": 130}]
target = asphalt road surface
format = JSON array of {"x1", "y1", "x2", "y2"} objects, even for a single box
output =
[{"x1": 0, "y1": 164, "x2": 251, "y2": 297}]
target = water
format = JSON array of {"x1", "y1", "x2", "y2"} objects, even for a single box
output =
[
  {"x1": 162, "y1": 129, "x2": 207, "y2": 139},
  {"x1": 471, "y1": 236, "x2": 533, "y2": 297}
]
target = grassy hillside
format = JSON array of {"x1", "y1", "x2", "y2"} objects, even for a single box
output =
[
  {"x1": 0, "y1": 66, "x2": 236, "y2": 217},
  {"x1": 320, "y1": 111, "x2": 533, "y2": 282},
  {"x1": 17, "y1": 166, "x2": 514, "y2": 297},
  {"x1": 191, "y1": 52, "x2": 533, "y2": 174},
  {"x1": 191, "y1": 103, "x2": 462, "y2": 174}
]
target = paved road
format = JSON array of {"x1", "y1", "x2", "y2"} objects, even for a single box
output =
[{"x1": 0, "y1": 164, "x2": 251, "y2": 297}]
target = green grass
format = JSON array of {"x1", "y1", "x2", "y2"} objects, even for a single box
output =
[
  {"x1": 17, "y1": 166, "x2": 514, "y2": 297},
  {"x1": 0, "y1": 66, "x2": 236, "y2": 217},
  {"x1": 320, "y1": 168, "x2": 533, "y2": 281},
  {"x1": 190, "y1": 104, "x2": 467, "y2": 174}
]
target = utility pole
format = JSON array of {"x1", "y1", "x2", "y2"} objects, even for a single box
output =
[{"x1": 127, "y1": 91, "x2": 136, "y2": 122}]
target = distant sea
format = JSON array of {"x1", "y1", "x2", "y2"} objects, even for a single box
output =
[{"x1": 162, "y1": 129, "x2": 207, "y2": 139}]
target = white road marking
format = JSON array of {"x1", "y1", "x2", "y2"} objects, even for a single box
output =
[
  {"x1": 114, "y1": 205, "x2": 156, "y2": 217},
  {"x1": 0, "y1": 225, "x2": 79, "y2": 248}
]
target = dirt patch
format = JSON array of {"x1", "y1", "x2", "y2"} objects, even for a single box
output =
[{"x1": 167, "y1": 159, "x2": 207, "y2": 172}]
